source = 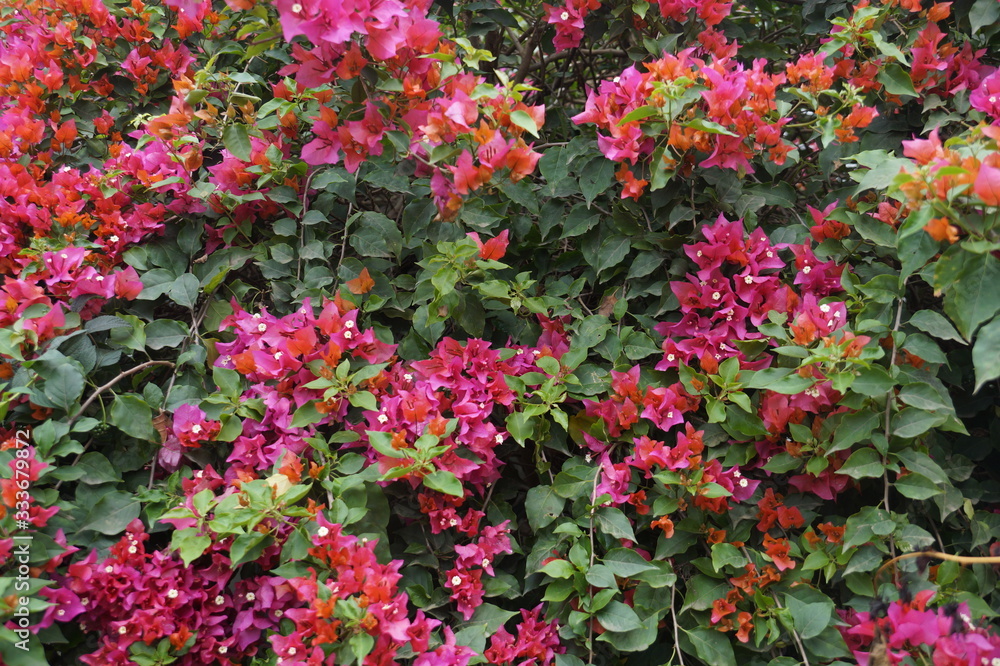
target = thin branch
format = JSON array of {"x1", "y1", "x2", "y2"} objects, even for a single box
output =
[{"x1": 69, "y1": 361, "x2": 175, "y2": 427}]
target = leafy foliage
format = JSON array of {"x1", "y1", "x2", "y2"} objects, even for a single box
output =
[{"x1": 2, "y1": 0, "x2": 1000, "y2": 664}]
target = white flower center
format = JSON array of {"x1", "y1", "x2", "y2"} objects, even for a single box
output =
[
  {"x1": 318, "y1": 526, "x2": 329, "y2": 537},
  {"x1": 451, "y1": 575, "x2": 463, "y2": 586},
  {"x1": 802, "y1": 265, "x2": 811, "y2": 274},
  {"x1": 167, "y1": 589, "x2": 178, "y2": 598},
  {"x1": 191, "y1": 424, "x2": 203, "y2": 434},
  {"x1": 560, "y1": 11, "x2": 569, "y2": 19}
]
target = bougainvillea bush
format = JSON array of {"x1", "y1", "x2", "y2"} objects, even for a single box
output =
[{"x1": 4, "y1": 0, "x2": 1000, "y2": 663}]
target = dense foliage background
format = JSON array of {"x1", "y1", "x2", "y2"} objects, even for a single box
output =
[{"x1": 3, "y1": 0, "x2": 1000, "y2": 663}]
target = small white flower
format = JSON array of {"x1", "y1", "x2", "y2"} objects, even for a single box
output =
[
  {"x1": 819, "y1": 304, "x2": 830, "y2": 313},
  {"x1": 834, "y1": 311, "x2": 841, "y2": 318},
  {"x1": 613, "y1": 76, "x2": 620, "y2": 83},
  {"x1": 532, "y1": 349, "x2": 541, "y2": 356},
  {"x1": 344, "y1": 330, "x2": 352, "y2": 339},
  {"x1": 274, "y1": 351, "x2": 283, "y2": 360},
  {"x1": 766, "y1": 251, "x2": 773, "y2": 258},
  {"x1": 81, "y1": 598, "x2": 89, "y2": 606},
  {"x1": 449, "y1": 518, "x2": 459, "y2": 527},
  {"x1": 291, "y1": 3, "x2": 302, "y2": 12},
  {"x1": 802, "y1": 265, "x2": 812, "y2": 274},
  {"x1": 128, "y1": 546, "x2": 137, "y2": 554},
  {"x1": 105, "y1": 566, "x2": 114, "y2": 573},
  {"x1": 696, "y1": 250, "x2": 703, "y2": 257},
  {"x1": 377, "y1": 414, "x2": 389, "y2": 424},
  {"x1": 451, "y1": 575, "x2": 463, "y2": 586},
  {"x1": 96, "y1": 275, "x2": 104, "y2": 281},
  {"x1": 494, "y1": 434, "x2": 503, "y2": 444},
  {"x1": 57, "y1": 609, "x2": 65, "y2": 616},
  {"x1": 118, "y1": 626, "x2": 128, "y2": 635},
  {"x1": 559, "y1": 10, "x2": 569, "y2": 20},
  {"x1": 991, "y1": 95, "x2": 998, "y2": 104},
  {"x1": 666, "y1": 354, "x2": 675, "y2": 362},
  {"x1": 666, "y1": 411, "x2": 674, "y2": 418},
  {"x1": 274, "y1": 609, "x2": 283, "y2": 617},
  {"x1": 59, "y1": 253, "x2": 68, "y2": 259},
  {"x1": 215, "y1": 595, "x2": 225, "y2": 605},
  {"x1": 317, "y1": 526, "x2": 329, "y2": 537},
  {"x1": 585, "y1": 453, "x2": 592, "y2": 463},
  {"x1": 288, "y1": 648, "x2": 297, "y2": 656},
  {"x1": 404, "y1": 373, "x2": 413, "y2": 381},
  {"x1": 345, "y1": 320, "x2": 354, "y2": 329},
  {"x1": 167, "y1": 589, "x2": 178, "y2": 599},
  {"x1": 715, "y1": 353, "x2": 722, "y2": 360},
  {"x1": 218, "y1": 646, "x2": 228, "y2": 655},
  {"x1": 245, "y1": 592, "x2": 256, "y2": 602},
  {"x1": 252, "y1": 313, "x2": 261, "y2": 319},
  {"x1": 712, "y1": 291, "x2": 721, "y2": 300},
  {"x1": 109, "y1": 235, "x2": 119, "y2": 242},
  {"x1": 192, "y1": 424, "x2": 203, "y2": 434},
  {"x1": 738, "y1": 478, "x2": 748, "y2": 488},
  {"x1": 482, "y1": 558, "x2": 490, "y2": 568},
  {"x1": 516, "y1": 349, "x2": 524, "y2": 355},
  {"x1": 257, "y1": 323, "x2": 267, "y2": 332},
  {"x1": 744, "y1": 276, "x2": 753, "y2": 284}
]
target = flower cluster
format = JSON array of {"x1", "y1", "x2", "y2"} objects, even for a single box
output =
[{"x1": 840, "y1": 591, "x2": 1000, "y2": 665}]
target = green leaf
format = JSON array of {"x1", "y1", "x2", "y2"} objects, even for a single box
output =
[
  {"x1": 526, "y1": 486, "x2": 565, "y2": 531},
  {"x1": 423, "y1": 469, "x2": 463, "y2": 497},
  {"x1": 602, "y1": 548, "x2": 658, "y2": 577},
  {"x1": 973, "y1": 315, "x2": 1000, "y2": 392},
  {"x1": 351, "y1": 212, "x2": 403, "y2": 258},
  {"x1": 970, "y1": 0, "x2": 1000, "y2": 35},
  {"x1": 168, "y1": 273, "x2": 200, "y2": 309},
  {"x1": 617, "y1": 105, "x2": 660, "y2": 125},
  {"x1": 79, "y1": 491, "x2": 141, "y2": 535},
  {"x1": 909, "y1": 310, "x2": 963, "y2": 342},
  {"x1": 711, "y1": 542, "x2": 746, "y2": 571},
  {"x1": 686, "y1": 117, "x2": 738, "y2": 136},
  {"x1": 595, "y1": 507, "x2": 636, "y2": 541},
  {"x1": 895, "y1": 472, "x2": 942, "y2": 499},
  {"x1": 935, "y1": 251, "x2": 1000, "y2": 340},
  {"x1": 509, "y1": 109, "x2": 539, "y2": 137},
  {"x1": 850, "y1": 366, "x2": 894, "y2": 397},
  {"x1": 172, "y1": 527, "x2": 212, "y2": 566},
  {"x1": 230, "y1": 532, "x2": 270, "y2": 566},
  {"x1": 784, "y1": 595, "x2": 832, "y2": 640},
  {"x1": 876, "y1": 62, "x2": 917, "y2": 98},
  {"x1": 44, "y1": 364, "x2": 85, "y2": 413},
  {"x1": 110, "y1": 394, "x2": 159, "y2": 442},
  {"x1": 595, "y1": 601, "x2": 642, "y2": 632},
  {"x1": 892, "y1": 449, "x2": 949, "y2": 485},
  {"x1": 77, "y1": 452, "x2": 121, "y2": 485},
  {"x1": 291, "y1": 402, "x2": 325, "y2": 428},
  {"x1": 683, "y1": 627, "x2": 736, "y2": 666},
  {"x1": 540, "y1": 559, "x2": 576, "y2": 578},
  {"x1": 827, "y1": 410, "x2": 880, "y2": 454},
  {"x1": 144, "y1": 319, "x2": 189, "y2": 350},
  {"x1": 223, "y1": 124, "x2": 252, "y2": 161},
  {"x1": 837, "y1": 448, "x2": 883, "y2": 479},
  {"x1": 892, "y1": 407, "x2": 946, "y2": 439}
]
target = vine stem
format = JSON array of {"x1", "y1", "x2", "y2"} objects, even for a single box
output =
[
  {"x1": 669, "y1": 583, "x2": 685, "y2": 666},
  {"x1": 875, "y1": 550, "x2": 1000, "y2": 584},
  {"x1": 769, "y1": 591, "x2": 811, "y2": 666},
  {"x1": 68, "y1": 360, "x2": 175, "y2": 428},
  {"x1": 882, "y1": 278, "x2": 907, "y2": 565},
  {"x1": 587, "y1": 469, "x2": 601, "y2": 665}
]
